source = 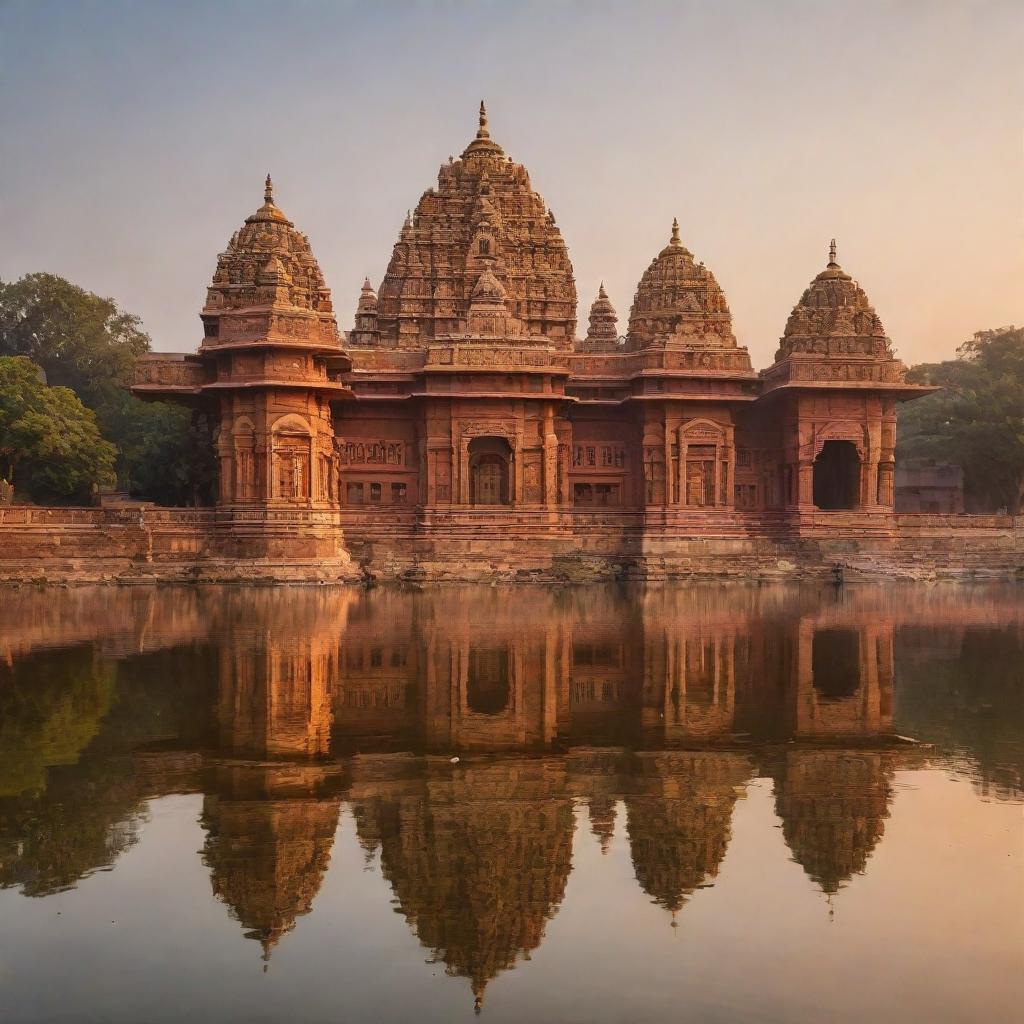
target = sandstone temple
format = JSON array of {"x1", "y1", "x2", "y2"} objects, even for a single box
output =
[{"x1": 121, "y1": 103, "x2": 950, "y2": 580}]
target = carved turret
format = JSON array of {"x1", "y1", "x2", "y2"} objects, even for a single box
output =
[
  {"x1": 778, "y1": 241, "x2": 893, "y2": 359},
  {"x1": 579, "y1": 283, "x2": 619, "y2": 352},
  {"x1": 352, "y1": 277, "x2": 381, "y2": 346},
  {"x1": 763, "y1": 240, "x2": 907, "y2": 391},
  {"x1": 625, "y1": 221, "x2": 750, "y2": 371}
]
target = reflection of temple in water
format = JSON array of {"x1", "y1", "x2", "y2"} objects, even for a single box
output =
[
  {"x1": 624, "y1": 752, "x2": 751, "y2": 917},
  {"x1": 201, "y1": 765, "x2": 342, "y2": 958},
  {"x1": 349, "y1": 759, "x2": 573, "y2": 1009},
  {"x1": 3, "y1": 582, "x2": 1022, "y2": 997},
  {"x1": 771, "y1": 751, "x2": 895, "y2": 894}
]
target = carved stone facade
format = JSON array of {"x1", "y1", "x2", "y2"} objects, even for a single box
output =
[
  {"x1": 133, "y1": 177, "x2": 354, "y2": 563},
  {"x1": 131, "y1": 108, "x2": 935, "y2": 564}
]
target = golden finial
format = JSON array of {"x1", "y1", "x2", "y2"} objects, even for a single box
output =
[
  {"x1": 671, "y1": 217, "x2": 681, "y2": 246},
  {"x1": 478, "y1": 100, "x2": 489, "y2": 139},
  {"x1": 264, "y1": 174, "x2": 274, "y2": 204},
  {"x1": 829, "y1": 238, "x2": 838, "y2": 266}
]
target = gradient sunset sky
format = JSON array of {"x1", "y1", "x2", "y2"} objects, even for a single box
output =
[{"x1": 1, "y1": 0, "x2": 1020, "y2": 367}]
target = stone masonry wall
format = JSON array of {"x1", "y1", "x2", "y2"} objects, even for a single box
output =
[{"x1": 0, "y1": 507, "x2": 1021, "y2": 584}]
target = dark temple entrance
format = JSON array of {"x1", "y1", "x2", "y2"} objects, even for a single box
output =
[
  {"x1": 469, "y1": 437, "x2": 511, "y2": 505},
  {"x1": 813, "y1": 440, "x2": 860, "y2": 510}
]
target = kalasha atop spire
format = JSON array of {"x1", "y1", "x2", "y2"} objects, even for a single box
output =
[{"x1": 462, "y1": 99, "x2": 504, "y2": 158}]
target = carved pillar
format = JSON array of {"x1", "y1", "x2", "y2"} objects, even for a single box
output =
[
  {"x1": 663, "y1": 412, "x2": 674, "y2": 510},
  {"x1": 797, "y1": 460, "x2": 814, "y2": 508},
  {"x1": 459, "y1": 438, "x2": 470, "y2": 506},
  {"x1": 543, "y1": 404, "x2": 558, "y2": 508},
  {"x1": 726, "y1": 426, "x2": 736, "y2": 510},
  {"x1": 512, "y1": 434, "x2": 522, "y2": 506},
  {"x1": 877, "y1": 462, "x2": 895, "y2": 507},
  {"x1": 678, "y1": 437, "x2": 688, "y2": 506},
  {"x1": 864, "y1": 457, "x2": 879, "y2": 510}
]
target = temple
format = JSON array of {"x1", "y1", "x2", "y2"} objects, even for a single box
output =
[{"x1": 131, "y1": 104, "x2": 935, "y2": 577}]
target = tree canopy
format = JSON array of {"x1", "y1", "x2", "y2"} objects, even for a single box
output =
[
  {"x1": 0, "y1": 356, "x2": 117, "y2": 502},
  {"x1": 898, "y1": 326, "x2": 1024, "y2": 513},
  {"x1": 0, "y1": 274, "x2": 216, "y2": 504}
]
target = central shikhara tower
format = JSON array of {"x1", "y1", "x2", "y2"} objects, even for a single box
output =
[{"x1": 133, "y1": 104, "x2": 932, "y2": 570}]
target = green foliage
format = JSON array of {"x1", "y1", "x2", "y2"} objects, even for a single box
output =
[
  {"x1": 121, "y1": 401, "x2": 218, "y2": 506},
  {"x1": 0, "y1": 356, "x2": 117, "y2": 501},
  {"x1": 0, "y1": 272, "x2": 149, "y2": 411},
  {"x1": 0, "y1": 274, "x2": 216, "y2": 503},
  {"x1": 899, "y1": 326, "x2": 1024, "y2": 512}
]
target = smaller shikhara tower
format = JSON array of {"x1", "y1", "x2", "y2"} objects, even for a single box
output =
[{"x1": 133, "y1": 177, "x2": 354, "y2": 564}]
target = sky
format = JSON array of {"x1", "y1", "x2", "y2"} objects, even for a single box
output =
[{"x1": 1, "y1": 0, "x2": 1021, "y2": 368}]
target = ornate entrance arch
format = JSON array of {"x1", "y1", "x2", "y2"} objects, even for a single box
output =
[{"x1": 468, "y1": 436, "x2": 511, "y2": 506}]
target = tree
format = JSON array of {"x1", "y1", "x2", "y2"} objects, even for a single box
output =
[
  {"x1": 0, "y1": 356, "x2": 117, "y2": 502},
  {"x1": 0, "y1": 273, "x2": 149, "y2": 414},
  {"x1": 0, "y1": 274, "x2": 216, "y2": 503},
  {"x1": 122, "y1": 401, "x2": 218, "y2": 507},
  {"x1": 898, "y1": 326, "x2": 1024, "y2": 513}
]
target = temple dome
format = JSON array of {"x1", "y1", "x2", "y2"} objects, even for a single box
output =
[
  {"x1": 204, "y1": 175, "x2": 334, "y2": 316},
  {"x1": 775, "y1": 240, "x2": 892, "y2": 363},
  {"x1": 365, "y1": 104, "x2": 577, "y2": 348},
  {"x1": 625, "y1": 219, "x2": 738, "y2": 352}
]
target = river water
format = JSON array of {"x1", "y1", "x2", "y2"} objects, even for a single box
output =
[{"x1": 0, "y1": 582, "x2": 1021, "y2": 1023}]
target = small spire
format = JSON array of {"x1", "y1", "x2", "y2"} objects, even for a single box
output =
[
  {"x1": 403, "y1": 209, "x2": 412, "y2": 229},
  {"x1": 264, "y1": 174, "x2": 274, "y2": 205},
  {"x1": 670, "y1": 217, "x2": 681, "y2": 246},
  {"x1": 477, "y1": 100, "x2": 489, "y2": 139},
  {"x1": 362, "y1": 276, "x2": 373, "y2": 291},
  {"x1": 598, "y1": 281, "x2": 607, "y2": 298},
  {"x1": 828, "y1": 238, "x2": 838, "y2": 266}
]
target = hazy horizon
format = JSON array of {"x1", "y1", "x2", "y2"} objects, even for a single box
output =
[{"x1": 1, "y1": 0, "x2": 1021, "y2": 368}]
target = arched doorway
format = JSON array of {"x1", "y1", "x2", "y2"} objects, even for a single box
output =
[
  {"x1": 469, "y1": 436, "x2": 511, "y2": 505},
  {"x1": 813, "y1": 440, "x2": 860, "y2": 510}
]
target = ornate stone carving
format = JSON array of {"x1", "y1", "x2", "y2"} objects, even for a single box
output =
[
  {"x1": 357, "y1": 104, "x2": 577, "y2": 349},
  {"x1": 578, "y1": 283, "x2": 620, "y2": 352},
  {"x1": 771, "y1": 241, "x2": 907, "y2": 385}
]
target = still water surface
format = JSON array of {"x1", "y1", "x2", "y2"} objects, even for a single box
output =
[{"x1": 0, "y1": 583, "x2": 1022, "y2": 1023}]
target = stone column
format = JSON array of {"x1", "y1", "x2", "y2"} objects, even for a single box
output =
[
  {"x1": 797, "y1": 460, "x2": 814, "y2": 508},
  {"x1": 543, "y1": 404, "x2": 558, "y2": 508},
  {"x1": 679, "y1": 440, "x2": 688, "y2": 506},
  {"x1": 877, "y1": 462, "x2": 895, "y2": 507},
  {"x1": 460, "y1": 438, "x2": 471, "y2": 506},
  {"x1": 863, "y1": 457, "x2": 880, "y2": 510}
]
